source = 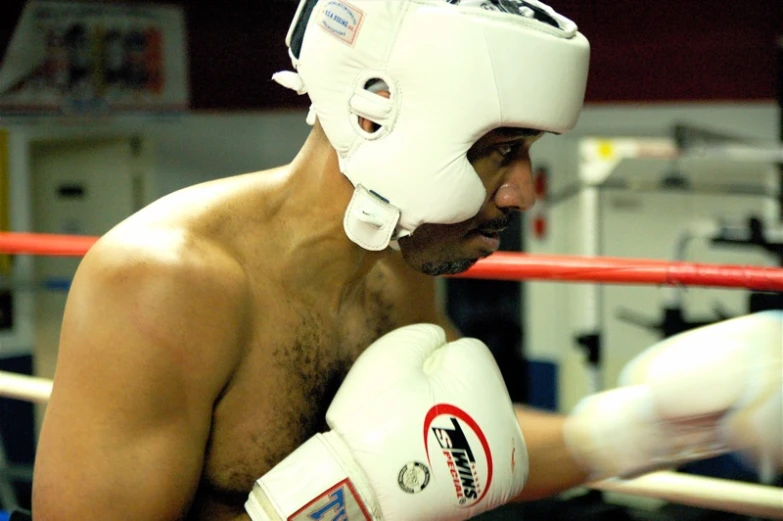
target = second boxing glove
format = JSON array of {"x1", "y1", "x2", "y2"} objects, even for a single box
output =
[{"x1": 564, "y1": 311, "x2": 783, "y2": 481}]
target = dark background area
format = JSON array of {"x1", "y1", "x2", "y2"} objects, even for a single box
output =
[{"x1": 2, "y1": 0, "x2": 781, "y2": 110}]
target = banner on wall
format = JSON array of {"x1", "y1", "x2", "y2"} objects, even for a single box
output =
[{"x1": 0, "y1": 0, "x2": 189, "y2": 115}]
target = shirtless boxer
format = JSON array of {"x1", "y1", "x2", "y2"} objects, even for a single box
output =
[{"x1": 30, "y1": 1, "x2": 782, "y2": 520}]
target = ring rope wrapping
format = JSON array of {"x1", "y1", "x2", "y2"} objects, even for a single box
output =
[
  {"x1": 458, "y1": 252, "x2": 783, "y2": 290},
  {"x1": 0, "y1": 370, "x2": 52, "y2": 404},
  {"x1": 1, "y1": 232, "x2": 782, "y2": 290}
]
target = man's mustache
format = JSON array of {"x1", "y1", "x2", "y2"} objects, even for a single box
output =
[{"x1": 479, "y1": 212, "x2": 515, "y2": 232}]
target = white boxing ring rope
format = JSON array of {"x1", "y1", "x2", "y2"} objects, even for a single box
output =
[
  {"x1": 592, "y1": 473, "x2": 783, "y2": 519},
  {"x1": 0, "y1": 369, "x2": 781, "y2": 518},
  {"x1": 0, "y1": 370, "x2": 53, "y2": 404}
]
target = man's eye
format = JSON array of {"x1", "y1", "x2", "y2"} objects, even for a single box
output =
[
  {"x1": 494, "y1": 143, "x2": 522, "y2": 163},
  {"x1": 495, "y1": 144, "x2": 516, "y2": 157}
]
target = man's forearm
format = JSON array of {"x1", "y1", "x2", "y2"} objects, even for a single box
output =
[{"x1": 512, "y1": 405, "x2": 590, "y2": 501}]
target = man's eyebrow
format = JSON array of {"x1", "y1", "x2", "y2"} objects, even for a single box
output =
[
  {"x1": 469, "y1": 127, "x2": 545, "y2": 157},
  {"x1": 493, "y1": 126, "x2": 544, "y2": 139}
]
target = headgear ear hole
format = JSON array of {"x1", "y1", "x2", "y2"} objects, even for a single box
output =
[
  {"x1": 355, "y1": 114, "x2": 383, "y2": 135},
  {"x1": 357, "y1": 78, "x2": 391, "y2": 134},
  {"x1": 365, "y1": 78, "x2": 390, "y2": 94}
]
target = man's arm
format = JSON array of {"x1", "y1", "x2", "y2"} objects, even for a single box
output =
[
  {"x1": 32, "y1": 234, "x2": 248, "y2": 520},
  {"x1": 511, "y1": 406, "x2": 589, "y2": 500}
]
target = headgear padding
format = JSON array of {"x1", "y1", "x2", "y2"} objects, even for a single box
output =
[{"x1": 274, "y1": 0, "x2": 590, "y2": 251}]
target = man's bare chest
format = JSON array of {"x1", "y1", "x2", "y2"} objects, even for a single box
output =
[{"x1": 191, "y1": 286, "x2": 399, "y2": 518}]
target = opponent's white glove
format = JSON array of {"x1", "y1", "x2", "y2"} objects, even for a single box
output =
[
  {"x1": 564, "y1": 311, "x2": 783, "y2": 481},
  {"x1": 245, "y1": 324, "x2": 528, "y2": 521}
]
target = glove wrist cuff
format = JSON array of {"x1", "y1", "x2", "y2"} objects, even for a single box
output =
[{"x1": 246, "y1": 432, "x2": 380, "y2": 521}]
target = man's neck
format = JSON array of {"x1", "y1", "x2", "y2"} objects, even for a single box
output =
[{"x1": 271, "y1": 125, "x2": 387, "y2": 311}]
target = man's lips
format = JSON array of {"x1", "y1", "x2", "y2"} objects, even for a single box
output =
[
  {"x1": 466, "y1": 227, "x2": 506, "y2": 253},
  {"x1": 476, "y1": 227, "x2": 507, "y2": 237}
]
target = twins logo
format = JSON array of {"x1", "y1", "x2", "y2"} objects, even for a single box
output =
[
  {"x1": 290, "y1": 479, "x2": 371, "y2": 521},
  {"x1": 424, "y1": 404, "x2": 493, "y2": 508}
]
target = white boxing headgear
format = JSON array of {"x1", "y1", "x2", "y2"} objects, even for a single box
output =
[{"x1": 274, "y1": 0, "x2": 590, "y2": 251}]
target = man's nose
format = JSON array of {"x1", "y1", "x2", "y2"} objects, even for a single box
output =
[{"x1": 493, "y1": 157, "x2": 535, "y2": 212}]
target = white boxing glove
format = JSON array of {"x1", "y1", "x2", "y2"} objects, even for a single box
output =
[
  {"x1": 245, "y1": 324, "x2": 528, "y2": 521},
  {"x1": 564, "y1": 311, "x2": 783, "y2": 481}
]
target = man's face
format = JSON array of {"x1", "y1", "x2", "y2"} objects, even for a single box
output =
[{"x1": 398, "y1": 127, "x2": 542, "y2": 276}]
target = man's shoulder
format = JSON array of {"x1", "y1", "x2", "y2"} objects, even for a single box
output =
[
  {"x1": 64, "y1": 226, "x2": 250, "y2": 384},
  {"x1": 75, "y1": 225, "x2": 250, "y2": 340},
  {"x1": 86, "y1": 225, "x2": 247, "y2": 289}
]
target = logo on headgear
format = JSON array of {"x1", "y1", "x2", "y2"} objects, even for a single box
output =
[
  {"x1": 317, "y1": 0, "x2": 364, "y2": 46},
  {"x1": 289, "y1": 478, "x2": 371, "y2": 521},
  {"x1": 424, "y1": 404, "x2": 493, "y2": 508}
]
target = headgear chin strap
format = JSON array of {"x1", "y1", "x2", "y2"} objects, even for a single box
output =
[{"x1": 274, "y1": 0, "x2": 590, "y2": 251}]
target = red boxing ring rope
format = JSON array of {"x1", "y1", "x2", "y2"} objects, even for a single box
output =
[
  {"x1": 0, "y1": 232, "x2": 782, "y2": 291},
  {"x1": 456, "y1": 252, "x2": 783, "y2": 291},
  {"x1": 0, "y1": 232, "x2": 98, "y2": 257}
]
